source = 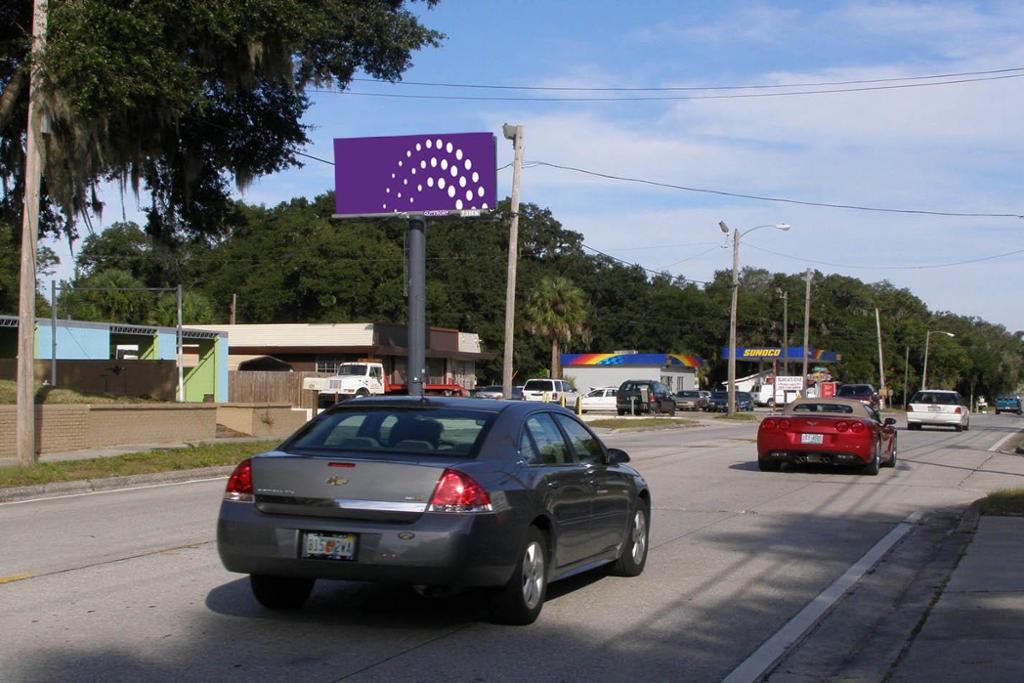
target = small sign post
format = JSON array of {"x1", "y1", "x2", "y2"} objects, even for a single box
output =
[{"x1": 333, "y1": 133, "x2": 497, "y2": 396}]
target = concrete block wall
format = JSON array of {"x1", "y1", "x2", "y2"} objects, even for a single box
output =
[{"x1": 0, "y1": 404, "x2": 217, "y2": 459}]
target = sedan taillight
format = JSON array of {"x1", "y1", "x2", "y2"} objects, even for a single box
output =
[
  {"x1": 428, "y1": 469, "x2": 492, "y2": 513},
  {"x1": 762, "y1": 418, "x2": 777, "y2": 430},
  {"x1": 954, "y1": 406, "x2": 962, "y2": 414},
  {"x1": 778, "y1": 418, "x2": 791, "y2": 429},
  {"x1": 850, "y1": 421, "x2": 865, "y2": 434},
  {"x1": 224, "y1": 459, "x2": 253, "y2": 502},
  {"x1": 907, "y1": 405, "x2": 914, "y2": 412},
  {"x1": 835, "y1": 421, "x2": 849, "y2": 433}
]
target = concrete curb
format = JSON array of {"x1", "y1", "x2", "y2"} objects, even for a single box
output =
[{"x1": 0, "y1": 465, "x2": 234, "y2": 503}]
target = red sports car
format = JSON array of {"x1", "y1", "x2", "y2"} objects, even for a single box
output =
[{"x1": 756, "y1": 398, "x2": 897, "y2": 475}]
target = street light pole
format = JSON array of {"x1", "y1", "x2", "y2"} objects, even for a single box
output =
[
  {"x1": 921, "y1": 330, "x2": 955, "y2": 390},
  {"x1": 720, "y1": 221, "x2": 790, "y2": 416}
]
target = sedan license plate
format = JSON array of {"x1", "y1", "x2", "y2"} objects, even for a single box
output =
[
  {"x1": 928, "y1": 405, "x2": 942, "y2": 412},
  {"x1": 302, "y1": 532, "x2": 356, "y2": 561},
  {"x1": 800, "y1": 433, "x2": 824, "y2": 445}
]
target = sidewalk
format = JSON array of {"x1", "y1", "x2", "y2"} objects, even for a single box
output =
[{"x1": 891, "y1": 515, "x2": 1024, "y2": 682}]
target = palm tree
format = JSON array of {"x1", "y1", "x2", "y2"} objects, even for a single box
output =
[{"x1": 524, "y1": 276, "x2": 587, "y2": 378}]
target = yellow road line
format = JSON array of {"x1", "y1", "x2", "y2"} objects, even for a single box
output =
[{"x1": 0, "y1": 573, "x2": 33, "y2": 585}]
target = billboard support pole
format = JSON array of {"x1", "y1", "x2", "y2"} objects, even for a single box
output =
[{"x1": 407, "y1": 217, "x2": 426, "y2": 397}]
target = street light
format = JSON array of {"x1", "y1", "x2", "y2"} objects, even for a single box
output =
[
  {"x1": 720, "y1": 221, "x2": 791, "y2": 416},
  {"x1": 921, "y1": 330, "x2": 955, "y2": 390}
]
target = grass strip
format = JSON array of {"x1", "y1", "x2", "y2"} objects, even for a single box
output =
[
  {"x1": 0, "y1": 440, "x2": 279, "y2": 489},
  {"x1": 588, "y1": 417, "x2": 700, "y2": 431},
  {"x1": 714, "y1": 413, "x2": 758, "y2": 421},
  {"x1": 979, "y1": 488, "x2": 1024, "y2": 517}
]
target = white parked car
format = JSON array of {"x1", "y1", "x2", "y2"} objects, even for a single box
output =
[
  {"x1": 906, "y1": 390, "x2": 970, "y2": 431},
  {"x1": 522, "y1": 378, "x2": 578, "y2": 405},
  {"x1": 581, "y1": 387, "x2": 618, "y2": 413}
]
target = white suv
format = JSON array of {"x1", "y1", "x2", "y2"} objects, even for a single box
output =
[
  {"x1": 907, "y1": 390, "x2": 970, "y2": 431},
  {"x1": 522, "y1": 378, "x2": 579, "y2": 405}
]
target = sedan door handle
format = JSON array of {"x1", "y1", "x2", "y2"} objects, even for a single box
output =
[{"x1": 547, "y1": 480, "x2": 560, "y2": 489}]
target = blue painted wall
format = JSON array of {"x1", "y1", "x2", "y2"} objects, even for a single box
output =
[{"x1": 37, "y1": 320, "x2": 111, "y2": 360}]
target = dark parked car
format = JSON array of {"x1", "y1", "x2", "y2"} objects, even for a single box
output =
[
  {"x1": 616, "y1": 380, "x2": 677, "y2": 416},
  {"x1": 706, "y1": 391, "x2": 754, "y2": 412},
  {"x1": 217, "y1": 397, "x2": 651, "y2": 625},
  {"x1": 674, "y1": 390, "x2": 707, "y2": 411},
  {"x1": 836, "y1": 384, "x2": 880, "y2": 409}
]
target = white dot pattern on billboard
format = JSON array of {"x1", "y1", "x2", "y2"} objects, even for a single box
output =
[{"x1": 381, "y1": 137, "x2": 490, "y2": 213}]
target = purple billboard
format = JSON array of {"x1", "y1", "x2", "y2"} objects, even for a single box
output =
[{"x1": 333, "y1": 132, "x2": 497, "y2": 217}]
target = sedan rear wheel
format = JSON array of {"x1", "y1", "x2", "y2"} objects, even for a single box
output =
[
  {"x1": 492, "y1": 527, "x2": 548, "y2": 625},
  {"x1": 609, "y1": 504, "x2": 650, "y2": 577},
  {"x1": 250, "y1": 574, "x2": 315, "y2": 609}
]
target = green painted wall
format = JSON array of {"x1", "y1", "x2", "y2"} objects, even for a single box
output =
[{"x1": 184, "y1": 338, "x2": 217, "y2": 402}]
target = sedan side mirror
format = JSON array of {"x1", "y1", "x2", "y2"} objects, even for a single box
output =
[
  {"x1": 607, "y1": 448, "x2": 630, "y2": 465},
  {"x1": 884, "y1": 417, "x2": 897, "y2": 426}
]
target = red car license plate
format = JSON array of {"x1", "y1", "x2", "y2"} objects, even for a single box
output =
[
  {"x1": 800, "y1": 433, "x2": 824, "y2": 445},
  {"x1": 302, "y1": 531, "x2": 356, "y2": 560}
]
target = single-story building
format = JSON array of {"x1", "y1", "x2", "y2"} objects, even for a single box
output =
[
  {"x1": 560, "y1": 352, "x2": 705, "y2": 393},
  {"x1": 189, "y1": 322, "x2": 495, "y2": 388},
  {"x1": 0, "y1": 315, "x2": 228, "y2": 402}
]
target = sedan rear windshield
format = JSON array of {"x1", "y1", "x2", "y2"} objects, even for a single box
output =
[
  {"x1": 910, "y1": 392, "x2": 959, "y2": 405},
  {"x1": 524, "y1": 380, "x2": 555, "y2": 392},
  {"x1": 284, "y1": 407, "x2": 495, "y2": 458}
]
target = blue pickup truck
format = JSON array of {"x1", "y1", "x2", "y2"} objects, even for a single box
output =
[{"x1": 995, "y1": 395, "x2": 1023, "y2": 415}]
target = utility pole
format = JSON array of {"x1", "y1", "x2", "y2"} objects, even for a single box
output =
[
  {"x1": 875, "y1": 308, "x2": 886, "y2": 409},
  {"x1": 229, "y1": 293, "x2": 237, "y2": 325},
  {"x1": 903, "y1": 345, "x2": 910, "y2": 410},
  {"x1": 727, "y1": 228, "x2": 740, "y2": 416},
  {"x1": 16, "y1": 0, "x2": 48, "y2": 466},
  {"x1": 778, "y1": 288, "x2": 789, "y2": 376},
  {"x1": 801, "y1": 268, "x2": 812, "y2": 396},
  {"x1": 501, "y1": 123, "x2": 524, "y2": 399}
]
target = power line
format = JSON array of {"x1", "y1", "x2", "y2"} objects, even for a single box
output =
[
  {"x1": 581, "y1": 243, "x2": 711, "y2": 283},
  {"x1": 523, "y1": 161, "x2": 1024, "y2": 219},
  {"x1": 314, "y1": 72, "x2": 1024, "y2": 102},
  {"x1": 744, "y1": 242, "x2": 1024, "y2": 270},
  {"x1": 352, "y1": 66, "x2": 1024, "y2": 92}
]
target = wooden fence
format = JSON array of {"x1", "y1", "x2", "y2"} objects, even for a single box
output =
[{"x1": 228, "y1": 371, "x2": 326, "y2": 410}]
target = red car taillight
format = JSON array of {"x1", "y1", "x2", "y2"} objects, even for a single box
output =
[
  {"x1": 954, "y1": 406, "x2": 962, "y2": 414},
  {"x1": 762, "y1": 418, "x2": 777, "y2": 430},
  {"x1": 428, "y1": 469, "x2": 492, "y2": 513},
  {"x1": 778, "y1": 418, "x2": 791, "y2": 429},
  {"x1": 907, "y1": 405, "x2": 914, "y2": 412},
  {"x1": 850, "y1": 421, "x2": 865, "y2": 434},
  {"x1": 224, "y1": 459, "x2": 253, "y2": 502},
  {"x1": 835, "y1": 421, "x2": 849, "y2": 432}
]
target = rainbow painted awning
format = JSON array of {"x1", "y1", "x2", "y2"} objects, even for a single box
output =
[{"x1": 561, "y1": 353, "x2": 704, "y2": 369}]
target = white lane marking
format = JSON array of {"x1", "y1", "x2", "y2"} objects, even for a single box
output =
[
  {"x1": 0, "y1": 476, "x2": 228, "y2": 506},
  {"x1": 988, "y1": 428, "x2": 1022, "y2": 453},
  {"x1": 722, "y1": 510, "x2": 923, "y2": 683}
]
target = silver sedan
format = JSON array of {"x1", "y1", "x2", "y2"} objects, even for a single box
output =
[{"x1": 217, "y1": 397, "x2": 651, "y2": 625}]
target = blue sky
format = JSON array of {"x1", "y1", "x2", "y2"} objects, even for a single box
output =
[{"x1": 46, "y1": 1, "x2": 1024, "y2": 331}]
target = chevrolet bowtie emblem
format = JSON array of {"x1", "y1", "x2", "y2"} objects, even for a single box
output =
[{"x1": 327, "y1": 476, "x2": 349, "y2": 486}]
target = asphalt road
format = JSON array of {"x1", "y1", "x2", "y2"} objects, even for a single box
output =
[{"x1": 2, "y1": 413, "x2": 1022, "y2": 682}]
